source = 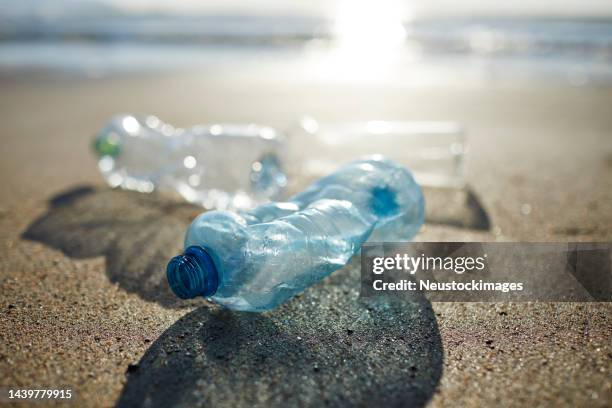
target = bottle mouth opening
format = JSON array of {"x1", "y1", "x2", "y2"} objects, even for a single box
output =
[
  {"x1": 167, "y1": 246, "x2": 219, "y2": 299},
  {"x1": 93, "y1": 131, "x2": 122, "y2": 158},
  {"x1": 370, "y1": 185, "x2": 400, "y2": 217}
]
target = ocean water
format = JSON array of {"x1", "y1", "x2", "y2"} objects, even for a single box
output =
[{"x1": 0, "y1": 12, "x2": 611, "y2": 86}]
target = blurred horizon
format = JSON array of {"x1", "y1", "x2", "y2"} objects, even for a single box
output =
[{"x1": 1, "y1": 0, "x2": 611, "y2": 86}]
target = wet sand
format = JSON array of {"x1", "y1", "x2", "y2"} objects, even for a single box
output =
[{"x1": 0, "y1": 71, "x2": 610, "y2": 407}]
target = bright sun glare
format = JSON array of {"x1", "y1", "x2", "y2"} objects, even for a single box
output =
[
  {"x1": 333, "y1": 0, "x2": 408, "y2": 49},
  {"x1": 317, "y1": 0, "x2": 412, "y2": 81}
]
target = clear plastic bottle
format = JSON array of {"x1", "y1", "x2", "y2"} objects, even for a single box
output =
[
  {"x1": 93, "y1": 115, "x2": 287, "y2": 210},
  {"x1": 166, "y1": 157, "x2": 424, "y2": 312},
  {"x1": 93, "y1": 115, "x2": 465, "y2": 210},
  {"x1": 288, "y1": 117, "x2": 466, "y2": 189}
]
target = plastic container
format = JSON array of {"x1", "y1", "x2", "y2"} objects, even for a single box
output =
[{"x1": 167, "y1": 157, "x2": 424, "y2": 311}]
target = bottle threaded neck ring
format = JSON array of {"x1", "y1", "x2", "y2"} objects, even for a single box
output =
[{"x1": 167, "y1": 245, "x2": 219, "y2": 299}]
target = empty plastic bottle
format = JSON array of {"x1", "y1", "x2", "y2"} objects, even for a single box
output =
[
  {"x1": 94, "y1": 115, "x2": 465, "y2": 211},
  {"x1": 290, "y1": 117, "x2": 466, "y2": 189},
  {"x1": 93, "y1": 114, "x2": 287, "y2": 210},
  {"x1": 166, "y1": 157, "x2": 424, "y2": 312}
]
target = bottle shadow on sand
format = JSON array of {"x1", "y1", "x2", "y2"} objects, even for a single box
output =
[
  {"x1": 23, "y1": 186, "x2": 446, "y2": 408},
  {"x1": 115, "y1": 265, "x2": 444, "y2": 408},
  {"x1": 423, "y1": 186, "x2": 490, "y2": 231},
  {"x1": 23, "y1": 186, "x2": 204, "y2": 308}
]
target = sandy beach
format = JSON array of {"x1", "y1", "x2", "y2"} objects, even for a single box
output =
[{"x1": 0, "y1": 70, "x2": 611, "y2": 406}]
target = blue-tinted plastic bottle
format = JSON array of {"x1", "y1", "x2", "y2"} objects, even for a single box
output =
[{"x1": 167, "y1": 157, "x2": 424, "y2": 311}]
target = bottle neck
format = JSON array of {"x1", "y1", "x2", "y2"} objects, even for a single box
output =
[{"x1": 166, "y1": 245, "x2": 219, "y2": 299}]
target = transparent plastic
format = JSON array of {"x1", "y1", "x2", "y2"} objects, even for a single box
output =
[
  {"x1": 289, "y1": 117, "x2": 466, "y2": 189},
  {"x1": 93, "y1": 115, "x2": 287, "y2": 210},
  {"x1": 167, "y1": 157, "x2": 424, "y2": 312},
  {"x1": 93, "y1": 115, "x2": 465, "y2": 210}
]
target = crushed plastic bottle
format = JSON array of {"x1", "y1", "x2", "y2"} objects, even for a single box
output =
[
  {"x1": 166, "y1": 157, "x2": 424, "y2": 312},
  {"x1": 93, "y1": 115, "x2": 287, "y2": 210}
]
